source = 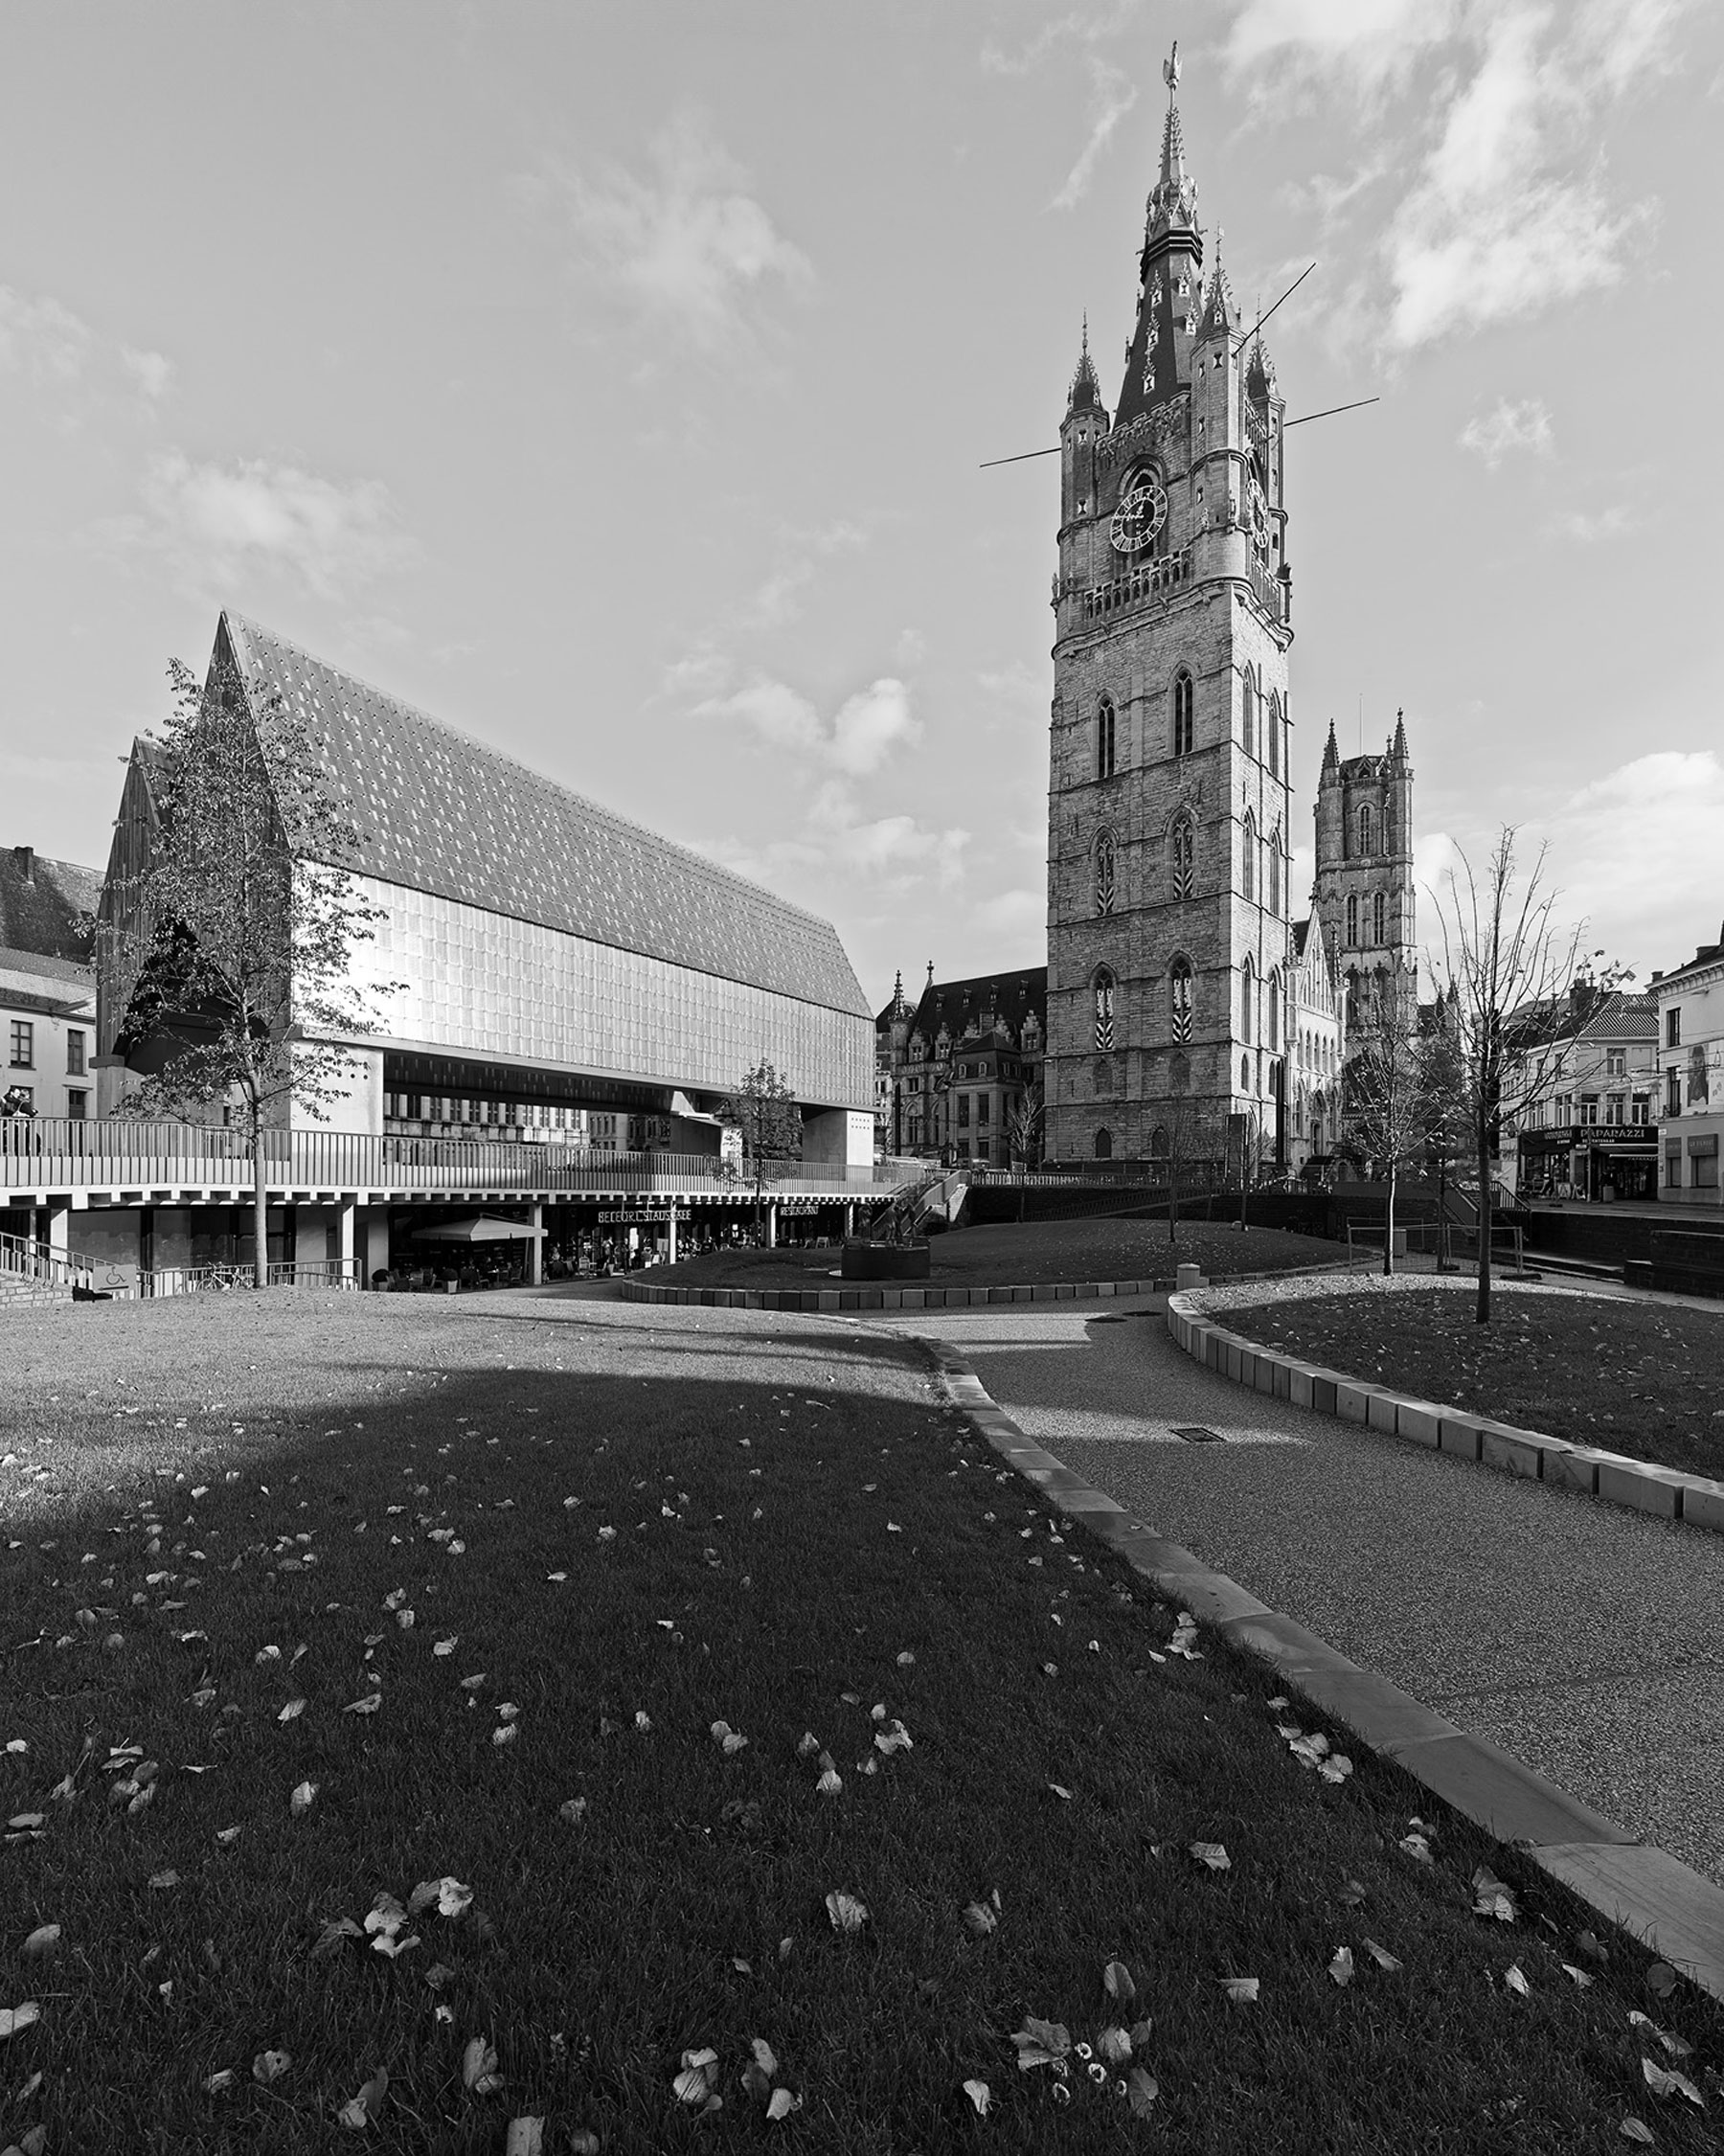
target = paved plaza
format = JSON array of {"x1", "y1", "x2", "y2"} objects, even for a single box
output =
[{"x1": 864, "y1": 1296, "x2": 1724, "y2": 1885}]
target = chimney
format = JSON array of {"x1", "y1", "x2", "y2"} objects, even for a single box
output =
[
  {"x1": 1650, "y1": 970, "x2": 1664, "y2": 985},
  {"x1": 12, "y1": 845, "x2": 33, "y2": 882}
]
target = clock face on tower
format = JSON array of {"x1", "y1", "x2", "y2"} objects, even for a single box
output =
[{"x1": 1110, "y1": 473, "x2": 1168, "y2": 554}]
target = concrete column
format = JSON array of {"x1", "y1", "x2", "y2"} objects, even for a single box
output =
[
  {"x1": 668, "y1": 1208, "x2": 678, "y2": 1266},
  {"x1": 337, "y1": 1199, "x2": 357, "y2": 1283},
  {"x1": 529, "y1": 1202, "x2": 543, "y2": 1285},
  {"x1": 47, "y1": 1202, "x2": 70, "y2": 1270},
  {"x1": 844, "y1": 1202, "x2": 855, "y2": 1237},
  {"x1": 363, "y1": 1208, "x2": 391, "y2": 1285},
  {"x1": 766, "y1": 1201, "x2": 778, "y2": 1249}
]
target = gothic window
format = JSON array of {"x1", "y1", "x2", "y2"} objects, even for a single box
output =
[
  {"x1": 1169, "y1": 957, "x2": 1193, "y2": 1043},
  {"x1": 1172, "y1": 669, "x2": 1193, "y2": 757},
  {"x1": 1240, "y1": 959, "x2": 1255, "y2": 1044},
  {"x1": 1359, "y1": 805, "x2": 1373, "y2": 855},
  {"x1": 1097, "y1": 697, "x2": 1117, "y2": 781},
  {"x1": 1094, "y1": 969, "x2": 1117, "y2": 1052},
  {"x1": 1373, "y1": 892, "x2": 1385, "y2": 943},
  {"x1": 1267, "y1": 973, "x2": 1280, "y2": 1053},
  {"x1": 1346, "y1": 894, "x2": 1358, "y2": 946},
  {"x1": 1094, "y1": 1127, "x2": 1113, "y2": 1160},
  {"x1": 1150, "y1": 1123, "x2": 1168, "y2": 1159},
  {"x1": 1170, "y1": 814, "x2": 1194, "y2": 898},
  {"x1": 1241, "y1": 1055, "x2": 1251, "y2": 1093},
  {"x1": 1268, "y1": 828, "x2": 1282, "y2": 916},
  {"x1": 1267, "y1": 692, "x2": 1281, "y2": 778},
  {"x1": 1241, "y1": 814, "x2": 1257, "y2": 904},
  {"x1": 1241, "y1": 671, "x2": 1256, "y2": 759},
  {"x1": 1094, "y1": 831, "x2": 1117, "y2": 917}
]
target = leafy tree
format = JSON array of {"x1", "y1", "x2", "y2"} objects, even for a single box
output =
[
  {"x1": 108, "y1": 650, "x2": 395, "y2": 1288},
  {"x1": 717, "y1": 1058, "x2": 804, "y2": 1235},
  {"x1": 1428, "y1": 828, "x2": 1588, "y2": 1324},
  {"x1": 1341, "y1": 978, "x2": 1431, "y2": 1276}
]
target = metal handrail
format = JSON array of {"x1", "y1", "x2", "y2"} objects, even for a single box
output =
[
  {"x1": 0, "y1": 1118, "x2": 923, "y2": 1197},
  {"x1": 0, "y1": 1228, "x2": 94, "y2": 1293},
  {"x1": 139, "y1": 1259, "x2": 364, "y2": 1296}
]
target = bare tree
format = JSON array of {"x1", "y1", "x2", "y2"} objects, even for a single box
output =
[
  {"x1": 1160, "y1": 1057, "x2": 1214, "y2": 1244},
  {"x1": 1005, "y1": 1082, "x2": 1044, "y2": 1221},
  {"x1": 1429, "y1": 828, "x2": 1586, "y2": 1324},
  {"x1": 1341, "y1": 978, "x2": 1431, "y2": 1276},
  {"x1": 107, "y1": 651, "x2": 396, "y2": 1287},
  {"x1": 718, "y1": 1058, "x2": 805, "y2": 1236},
  {"x1": 1417, "y1": 991, "x2": 1468, "y2": 1268}
]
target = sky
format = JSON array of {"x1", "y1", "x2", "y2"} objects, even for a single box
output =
[{"x1": 3, "y1": 0, "x2": 1721, "y2": 1010}]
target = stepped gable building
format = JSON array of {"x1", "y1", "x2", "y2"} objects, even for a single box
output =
[
  {"x1": 2, "y1": 844, "x2": 102, "y2": 1124},
  {"x1": 99, "y1": 612, "x2": 876, "y2": 1164},
  {"x1": 1313, "y1": 712, "x2": 1417, "y2": 1039},
  {"x1": 1044, "y1": 47, "x2": 1296, "y2": 1170},
  {"x1": 875, "y1": 964, "x2": 1045, "y2": 1167}
]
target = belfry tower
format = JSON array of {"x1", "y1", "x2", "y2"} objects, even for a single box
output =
[
  {"x1": 1045, "y1": 45, "x2": 1295, "y2": 1169},
  {"x1": 1313, "y1": 711, "x2": 1418, "y2": 1038}
]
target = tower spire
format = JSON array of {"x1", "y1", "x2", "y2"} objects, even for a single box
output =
[
  {"x1": 1146, "y1": 41, "x2": 1199, "y2": 246},
  {"x1": 1322, "y1": 719, "x2": 1339, "y2": 773},
  {"x1": 1067, "y1": 311, "x2": 1100, "y2": 413}
]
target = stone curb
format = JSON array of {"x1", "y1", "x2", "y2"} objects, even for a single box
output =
[
  {"x1": 1166, "y1": 1293, "x2": 1724, "y2": 1538},
  {"x1": 618, "y1": 1256, "x2": 1353, "y2": 1319},
  {"x1": 919, "y1": 1335, "x2": 1724, "y2": 2002}
]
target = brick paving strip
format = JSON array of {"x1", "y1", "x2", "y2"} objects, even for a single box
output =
[
  {"x1": 859, "y1": 1292, "x2": 1724, "y2": 2001},
  {"x1": 1173, "y1": 1273, "x2": 1724, "y2": 1536}
]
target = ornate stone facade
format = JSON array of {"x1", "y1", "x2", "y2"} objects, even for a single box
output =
[
  {"x1": 1313, "y1": 713, "x2": 1418, "y2": 1042},
  {"x1": 1045, "y1": 57, "x2": 1295, "y2": 1170}
]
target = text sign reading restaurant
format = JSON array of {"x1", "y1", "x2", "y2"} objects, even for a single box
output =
[{"x1": 598, "y1": 1207, "x2": 690, "y2": 1227}]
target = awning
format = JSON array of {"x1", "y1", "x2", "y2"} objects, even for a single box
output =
[{"x1": 409, "y1": 1214, "x2": 546, "y2": 1243}]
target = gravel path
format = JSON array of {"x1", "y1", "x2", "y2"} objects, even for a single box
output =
[{"x1": 873, "y1": 1296, "x2": 1724, "y2": 1884}]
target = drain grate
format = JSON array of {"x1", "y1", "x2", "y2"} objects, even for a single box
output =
[{"x1": 1171, "y1": 1425, "x2": 1224, "y2": 1444}]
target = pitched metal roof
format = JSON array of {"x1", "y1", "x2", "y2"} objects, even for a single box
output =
[
  {"x1": 0, "y1": 849, "x2": 101, "y2": 964},
  {"x1": 905, "y1": 967, "x2": 1047, "y2": 1051},
  {"x1": 220, "y1": 613, "x2": 869, "y2": 1018}
]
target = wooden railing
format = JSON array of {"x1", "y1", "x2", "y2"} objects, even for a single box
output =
[{"x1": 0, "y1": 1118, "x2": 922, "y2": 1198}]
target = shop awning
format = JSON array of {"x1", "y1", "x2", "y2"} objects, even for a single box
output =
[{"x1": 409, "y1": 1214, "x2": 546, "y2": 1243}]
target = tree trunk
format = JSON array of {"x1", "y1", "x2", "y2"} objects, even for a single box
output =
[
  {"x1": 1475, "y1": 1131, "x2": 1493, "y2": 1324},
  {"x1": 1383, "y1": 1161, "x2": 1395, "y2": 1277},
  {"x1": 252, "y1": 1122, "x2": 269, "y2": 1291},
  {"x1": 1436, "y1": 1152, "x2": 1447, "y2": 1271}
]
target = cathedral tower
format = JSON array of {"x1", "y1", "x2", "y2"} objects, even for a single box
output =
[
  {"x1": 1045, "y1": 46, "x2": 1295, "y2": 1169},
  {"x1": 1312, "y1": 711, "x2": 1417, "y2": 1037}
]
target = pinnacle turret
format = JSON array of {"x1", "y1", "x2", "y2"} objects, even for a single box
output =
[
  {"x1": 1197, "y1": 251, "x2": 1241, "y2": 341},
  {"x1": 1145, "y1": 41, "x2": 1199, "y2": 245},
  {"x1": 1067, "y1": 314, "x2": 1101, "y2": 414},
  {"x1": 1391, "y1": 708, "x2": 1409, "y2": 763},
  {"x1": 1322, "y1": 720, "x2": 1340, "y2": 774}
]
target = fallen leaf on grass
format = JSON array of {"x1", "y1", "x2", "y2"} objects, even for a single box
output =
[
  {"x1": 491, "y1": 1725, "x2": 519, "y2": 1748},
  {"x1": 253, "y1": 2049, "x2": 290, "y2": 2084},
  {"x1": 336, "y1": 2064, "x2": 389, "y2": 2129},
  {"x1": 215, "y1": 1826, "x2": 241, "y2": 1847},
  {"x1": 1641, "y1": 2056, "x2": 1704, "y2": 2108},
  {"x1": 343, "y1": 1693, "x2": 383, "y2": 1717},
  {"x1": 711, "y1": 1721, "x2": 749, "y2": 1756},
  {"x1": 1362, "y1": 1939, "x2": 1403, "y2": 1972},
  {"x1": 1619, "y1": 2117, "x2": 1655, "y2": 2145},
  {"x1": 462, "y1": 2034, "x2": 504, "y2": 2095},
  {"x1": 314, "y1": 1918, "x2": 364, "y2": 1957},
  {"x1": 1327, "y1": 1947, "x2": 1354, "y2": 1987},
  {"x1": 825, "y1": 1892, "x2": 868, "y2": 1934},
  {"x1": 148, "y1": 1869, "x2": 179, "y2": 1892},
  {"x1": 290, "y1": 1782, "x2": 317, "y2": 1816},
  {"x1": 1126, "y1": 2068, "x2": 1159, "y2": 2118},
  {"x1": 1471, "y1": 1867, "x2": 1518, "y2": 1922},
  {"x1": 1012, "y1": 2017, "x2": 1072, "y2": 2070},
  {"x1": 0, "y1": 2002, "x2": 41, "y2": 2042},
  {"x1": 20, "y1": 1927, "x2": 58, "y2": 1960},
  {"x1": 278, "y1": 1699, "x2": 306, "y2": 1723},
  {"x1": 1048, "y1": 1782, "x2": 1073, "y2": 1802},
  {"x1": 962, "y1": 2079, "x2": 990, "y2": 2116},
  {"x1": 504, "y1": 2120, "x2": 545, "y2": 2156},
  {"x1": 1645, "y1": 1961, "x2": 1678, "y2": 2001},
  {"x1": 1102, "y1": 1959, "x2": 1136, "y2": 2005},
  {"x1": 1398, "y1": 1830, "x2": 1435, "y2": 1864},
  {"x1": 203, "y1": 2068, "x2": 236, "y2": 2095},
  {"x1": 1561, "y1": 1963, "x2": 1595, "y2": 1988},
  {"x1": 963, "y1": 1901, "x2": 998, "y2": 1938},
  {"x1": 1218, "y1": 1976, "x2": 1259, "y2": 2006},
  {"x1": 558, "y1": 1798, "x2": 587, "y2": 1825},
  {"x1": 673, "y1": 2047, "x2": 720, "y2": 2112},
  {"x1": 1503, "y1": 1964, "x2": 1531, "y2": 1997},
  {"x1": 1189, "y1": 1842, "x2": 1230, "y2": 1872},
  {"x1": 433, "y1": 1638, "x2": 458, "y2": 1656}
]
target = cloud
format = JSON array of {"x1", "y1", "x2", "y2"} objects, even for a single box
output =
[
  {"x1": 895, "y1": 626, "x2": 927, "y2": 669},
  {"x1": 533, "y1": 106, "x2": 809, "y2": 352},
  {"x1": 1225, "y1": 0, "x2": 1463, "y2": 92},
  {"x1": 693, "y1": 672, "x2": 919, "y2": 776},
  {"x1": 741, "y1": 520, "x2": 866, "y2": 631},
  {"x1": 1458, "y1": 397, "x2": 1555, "y2": 467},
  {"x1": 120, "y1": 346, "x2": 172, "y2": 400},
  {"x1": 1534, "y1": 750, "x2": 1724, "y2": 970},
  {"x1": 1051, "y1": 57, "x2": 1139, "y2": 210},
  {"x1": 973, "y1": 886, "x2": 1046, "y2": 937},
  {"x1": 105, "y1": 451, "x2": 417, "y2": 600},
  {"x1": 0, "y1": 285, "x2": 92, "y2": 382},
  {"x1": 1225, "y1": 1, "x2": 1690, "y2": 352},
  {"x1": 810, "y1": 780, "x2": 969, "y2": 887},
  {"x1": 1544, "y1": 503, "x2": 1636, "y2": 541}
]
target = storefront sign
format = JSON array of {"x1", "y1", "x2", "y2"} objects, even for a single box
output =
[{"x1": 598, "y1": 1206, "x2": 690, "y2": 1226}]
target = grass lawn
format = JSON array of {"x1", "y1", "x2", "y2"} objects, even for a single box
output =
[
  {"x1": 656, "y1": 1216, "x2": 1347, "y2": 1294},
  {"x1": 1220, "y1": 1285, "x2": 1724, "y2": 1481},
  {"x1": 1, "y1": 1290, "x2": 1717, "y2": 2153}
]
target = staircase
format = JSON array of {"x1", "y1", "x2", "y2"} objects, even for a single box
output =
[{"x1": 0, "y1": 1230, "x2": 89, "y2": 1307}]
